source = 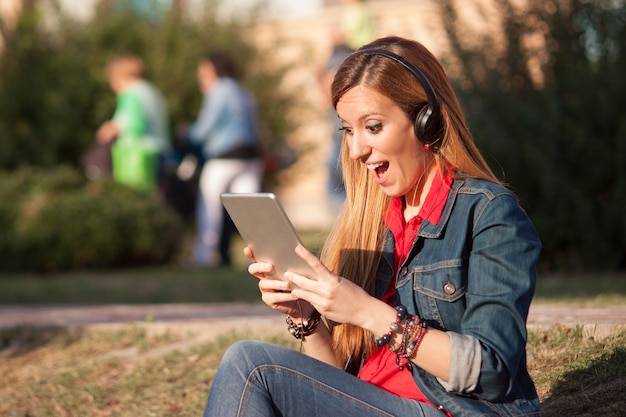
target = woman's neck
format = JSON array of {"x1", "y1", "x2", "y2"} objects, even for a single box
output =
[{"x1": 403, "y1": 162, "x2": 438, "y2": 221}]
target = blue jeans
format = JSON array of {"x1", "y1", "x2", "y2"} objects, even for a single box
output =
[{"x1": 203, "y1": 340, "x2": 445, "y2": 417}]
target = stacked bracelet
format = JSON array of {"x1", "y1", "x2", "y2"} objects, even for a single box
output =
[
  {"x1": 374, "y1": 305, "x2": 428, "y2": 371},
  {"x1": 286, "y1": 309, "x2": 321, "y2": 340},
  {"x1": 394, "y1": 316, "x2": 428, "y2": 371}
]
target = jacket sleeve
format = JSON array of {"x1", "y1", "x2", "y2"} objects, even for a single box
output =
[{"x1": 437, "y1": 332, "x2": 482, "y2": 393}]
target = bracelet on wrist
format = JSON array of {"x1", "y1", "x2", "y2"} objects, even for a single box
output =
[
  {"x1": 375, "y1": 305, "x2": 408, "y2": 346},
  {"x1": 286, "y1": 309, "x2": 321, "y2": 340},
  {"x1": 394, "y1": 316, "x2": 428, "y2": 371},
  {"x1": 373, "y1": 304, "x2": 429, "y2": 371}
]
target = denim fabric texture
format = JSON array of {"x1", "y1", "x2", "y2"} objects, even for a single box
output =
[
  {"x1": 376, "y1": 177, "x2": 542, "y2": 417},
  {"x1": 203, "y1": 340, "x2": 446, "y2": 417}
]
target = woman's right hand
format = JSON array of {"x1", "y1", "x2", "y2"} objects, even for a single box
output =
[{"x1": 243, "y1": 246, "x2": 312, "y2": 317}]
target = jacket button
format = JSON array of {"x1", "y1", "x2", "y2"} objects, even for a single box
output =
[
  {"x1": 444, "y1": 282, "x2": 456, "y2": 295},
  {"x1": 400, "y1": 267, "x2": 408, "y2": 276}
]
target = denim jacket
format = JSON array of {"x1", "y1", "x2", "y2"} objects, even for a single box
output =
[
  {"x1": 375, "y1": 177, "x2": 542, "y2": 417},
  {"x1": 188, "y1": 77, "x2": 258, "y2": 159}
]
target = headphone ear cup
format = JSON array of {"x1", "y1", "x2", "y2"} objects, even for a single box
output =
[
  {"x1": 414, "y1": 104, "x2": 434, "y2": 143},
  {"x1": 414, "y1": 104, "x2": 443, "y2": 147}
]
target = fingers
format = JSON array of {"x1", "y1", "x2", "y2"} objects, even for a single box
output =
[
  {"x1": 243, "y1": 246, "x2": 255, "y2": 261},
  {"x1": 247, "y1": 256, "x2": 280, "y2": 280},
  {"x1": 258, "y1": 275, "x2": 292, "y2": 293},
  {"x1": 245, "y1": 246, "x2": 285, "y2": 281},
  {"x1": 257, "y1": 276, "x2": 299, "y2": 316},
  {"x1": 295, "y1": 245, "x2": 326, "y2": 272},
  {"x1": 246, "y1": 244, "x2": 338, "y2": 317},
  {"x1": 287, "y1": 245, "x2": 335, "y2": 291}
]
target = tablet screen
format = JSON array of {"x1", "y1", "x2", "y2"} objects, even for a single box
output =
[{"x1": 220, "y1": 193, "x2": 315, "y2": 284}]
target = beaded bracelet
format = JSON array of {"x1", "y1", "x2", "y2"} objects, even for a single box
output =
[
  {"x1": 395, "y1": 316, "x2": 428, "y2": 371},
  {"x1": 375, "y1": 305, "x2": 408, "y2": 347},
  {"x1": 286, "y1": 309, "x2": 321, "y2": 340},
  {"x1": 404, "y1": 319, "x2": 428, "y2": 359}
]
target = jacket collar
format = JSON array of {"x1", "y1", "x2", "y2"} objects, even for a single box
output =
[{"x1": 417, "y1": 177, "x2": 462, "y2": 239}]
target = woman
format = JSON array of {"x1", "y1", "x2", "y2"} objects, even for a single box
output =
[
  {"x1": 203, "y1": 36, "x2": 541, "y2": 417},
  {"x1": 184, "y1": 51, "x2": 264, "y2": 266}
]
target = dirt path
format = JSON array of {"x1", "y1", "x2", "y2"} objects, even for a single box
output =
[
  {"x1": 1, "y1": 302, "x2": 624, "y2": 366},
  {"x1": 1, "y1": 302, "x2": 625, "y2": 333},
  {"x1": 0, "y1": 303, "x2": 279, "y2": 329}
]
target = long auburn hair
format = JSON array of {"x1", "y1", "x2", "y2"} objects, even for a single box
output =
[{"x1": 323, "y1": 36, "x2": 501, "y2": 365}]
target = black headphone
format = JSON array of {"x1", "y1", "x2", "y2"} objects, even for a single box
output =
[{"x1": 352, "y1": 48, "x2": 444, "y2": 148}]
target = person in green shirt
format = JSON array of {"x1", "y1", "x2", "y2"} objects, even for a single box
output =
[{"x1": 96, "y1": 53, "x2": 172, "y2": 192}]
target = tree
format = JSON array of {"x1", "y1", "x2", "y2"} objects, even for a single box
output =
[{"x1": 441, "y1": 0, "x2": 626, "y2": 270}]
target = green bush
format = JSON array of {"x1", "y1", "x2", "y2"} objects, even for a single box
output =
[{"x1": 0, "y1": 166, "x2": 184, "y2": 272}]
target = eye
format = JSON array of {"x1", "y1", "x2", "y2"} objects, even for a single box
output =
[
  {"x1": 366, "y1": 122, "x2": 382, "y2": 133},
  {"x1": 338, "y1": 126, "x2": 353, "y2": 135}
]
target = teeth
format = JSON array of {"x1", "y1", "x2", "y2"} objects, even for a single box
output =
[{"x1": 366, "y1": 162, "x2": 384, "y2": 171}]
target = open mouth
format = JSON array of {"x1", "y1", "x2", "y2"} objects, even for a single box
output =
[{"x1": 366, "y1": 161, "x2": 390, "y2": 179}]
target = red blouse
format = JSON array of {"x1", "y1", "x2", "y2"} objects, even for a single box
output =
[{"x1": 358, "y1": 169, "x2": 453, "y2": 413}]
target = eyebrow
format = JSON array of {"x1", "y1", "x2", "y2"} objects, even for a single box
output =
[{"x1": 336, "y1": 112, "x2": 385, "y2": 125}]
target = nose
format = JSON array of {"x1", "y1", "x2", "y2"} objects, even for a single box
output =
[{"x1": 346, "y1": 131, "x2": 370, "y2": 162}]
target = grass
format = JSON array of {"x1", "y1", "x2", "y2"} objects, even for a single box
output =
[
  {"x1": 0, "y1": 232, "x2": 625, "y2": 416},
  {"x1": 0, "y1": 321, "x2": 301, "y2": 417},
  {"x1": 0, "y1": 322, "x2": 624, "y2": 417},
  {"x1": 528, "y1": 326, "x2": 626, "y2": 416},
  {"x1": 0, "y1": 266, "x2": 262, "y2": 305}
]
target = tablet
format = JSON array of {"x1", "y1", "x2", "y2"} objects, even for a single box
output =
[{"x1": 220, "y1": 193, "x2": 315, "y2": 285}]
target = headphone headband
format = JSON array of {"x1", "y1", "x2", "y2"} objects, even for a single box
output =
[
  {"x1": 350, "y1": 48, "x2": 443, "y2": 147},
  {"x1": 353, "y1": 49, "x2": 439, "y2": 109}
]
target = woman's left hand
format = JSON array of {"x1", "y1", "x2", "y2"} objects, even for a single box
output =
[
  {"x1": 285, "y1": 245, "x2": 374, "y2": 327},
  {"x1": 244, "y1": 246, "x2": 304, "y2": 317}
]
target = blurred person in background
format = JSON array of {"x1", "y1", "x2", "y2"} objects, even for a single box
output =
[
  {"x1": 318, "y1": 0, "x2": 375, "y2": 211},
  {"x1": 180, "y1": 50, "x2": 264, "y2": 267},
  {"x1": 89, "y1": 53, "x2": 172, "y2": 193}
]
